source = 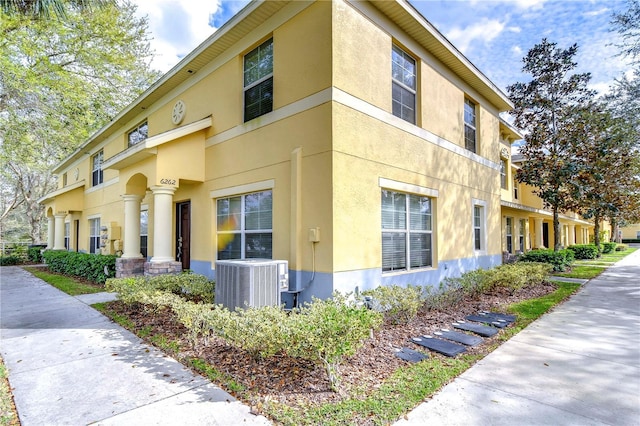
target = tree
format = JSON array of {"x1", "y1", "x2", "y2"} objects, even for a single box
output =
[
  {"x1": 507, "y1": 39, "x2": 595, "y2": 250},
  {"x1": 0, "y1": 2, "x2": 161, "y2": 243},
  {"x1": 1, "y1": 0, "x2": 112, "y2": 19},
  {"x1": 570, "y1": 102, "x2": 640, "y2": 252}
]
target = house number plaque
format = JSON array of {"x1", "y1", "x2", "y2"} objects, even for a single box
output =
[{"x1": 160, "y1": 178, "x2": 176, "y2": 185}]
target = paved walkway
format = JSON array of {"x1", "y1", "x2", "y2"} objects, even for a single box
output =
[
  {"x1": 395, "y1": 248, "x2": 640, "y2": 426},
  {"x1": 0, "y1": 266, "x2": 270, "y2": 425}
]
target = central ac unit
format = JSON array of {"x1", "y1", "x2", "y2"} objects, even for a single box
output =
[{"x1": 215, "y1": 259, "x2": 288, "y2": 310}]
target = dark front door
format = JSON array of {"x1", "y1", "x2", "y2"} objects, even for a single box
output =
[
  {"x1": 542, "y1": 222, "x2": 549, "y2": 249},
  {"x1": 176, "y1": 201, "x2": 191, "y2": 270}
]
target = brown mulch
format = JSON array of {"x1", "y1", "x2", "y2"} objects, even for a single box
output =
[{"x1": 102, "y1": 281, "x2": 557, "y2": 410}]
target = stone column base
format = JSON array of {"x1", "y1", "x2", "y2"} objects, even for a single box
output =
[
  {"x1": 115, "y1": 258, "x2": 146, "y2": 278},
  {"x1": 144, "y1": 260, "x2": 182, "y2": 276}
]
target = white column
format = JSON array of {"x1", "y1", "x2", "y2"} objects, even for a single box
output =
[
  {"x1": 569, "y1": 225, "x2": 576, "y2": 246},
  {"x1": 121, "y1": 194, "x2": 143, "y2": 259},
  {"x1": 150, "y1": 186, "x2": 176, "y2": 263},
  {"x1": 53, "y1": 213, "x2": 66, "y2": 250},
  {"x1": 47, "y1": 216, "x2": 55, "y2": 249},
  {"x1": 534, "y1": 218, "x2": 544, "y2": 249}
]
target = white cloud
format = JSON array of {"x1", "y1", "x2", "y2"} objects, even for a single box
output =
[
  {"x1": 131, "y1": 0, "x2": 222, "y2": 73},
  {"x1": 446, "y1": 18, "x2": 506, "y2": 54},
  {"x1": 583, "y1": 7, "x2": 609, "y2": 17},
  {"x1": 511, "y1": 0, "x2": 547, "y2": 11},
  {"x1": 511, "y1": 45, "x2": 523, "y2": 56}
]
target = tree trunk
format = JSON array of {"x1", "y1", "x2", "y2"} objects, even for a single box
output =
[
  {"x1": 553, "y1": 206, "x2": 561, "y2": 251},
  {"x1": 593, "y1": 214, "x2": 601, "y2": 257}
]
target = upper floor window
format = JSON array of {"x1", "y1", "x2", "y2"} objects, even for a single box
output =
[
  {"x1": 382, "y1": 189, "x2": 433, "y2": 272},
  {"x1": 500, "y1": 159, "x2": 507, "y2": 189},
  {"x1": 128, "y1": 121, "x2": 148, "y2": 147},
  {"x1": 91, "y1": 150, "x2": 103, "y2": 187},
  {"x1": 464, "y1": 98, "x2": 477, "y2": 153},
  {"x1": 244, "y1": 38, "x2": 273, "y2": 122},
  {"x1": 217, "y1": 190, "x2": 273, "y2": 260},
  {"x1": 62, "y1": 172, "x2": 68, "y2": 187},
  {"x1": 513, "y1": 176, "x2": 519, "y2": 199},
  {"x1": 391, "y1": 45, "x2": 416, "y2": 124}
]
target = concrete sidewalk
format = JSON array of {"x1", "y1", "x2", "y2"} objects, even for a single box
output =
[
  {"x1": 395, "y1": 248, "x2": 640, "y2": 426},
  {"x1": 0, "y1": 266, "x2": 270, "y2": 425}
]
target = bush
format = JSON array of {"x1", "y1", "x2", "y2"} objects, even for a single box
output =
[
  {"x1": 42, "y1": 250, "x2": 116, "y2": 284},
  {"x1": 27, "y1": 246, "x2": 44, "y2": 263},
  {"x1": 567, "y1": 244, "x2": 599, "y2": 260},
  {"x1": 484, "y1": 262, "x2": 553, "y2": 293},
  {"x1": 0, "y1": 255, "x2": 22, "y2": 266},
  {"x1": 615, "y1": 244, "x2": 628, "y2": 251},
  {"x1": 106, "y1": 273, "x2": 214, "y2": 303},
  {"x1": 602, "y1": 242, "x2": 617, "y2": 254},
  {"x1": 518, "y1": 249, "x2": 574, "y2": 272},
  {"x1": 361, "y1": 285, "x2": 424, "y2": 325}
]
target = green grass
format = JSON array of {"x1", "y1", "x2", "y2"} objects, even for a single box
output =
[
  {"x1": 553, "y1": 265, "x2": 605, "y2": 279},
  {"x1": 23, "y1": 267, "x2": 104, "y2": 295}
]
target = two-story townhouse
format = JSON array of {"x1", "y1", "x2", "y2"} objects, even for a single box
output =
[
  {"x1": 40, "y1": 0, "x2": 517, "y2": 306},
  {"x1": 499, "y1": 132, "x2": 597, "y2": 254}
]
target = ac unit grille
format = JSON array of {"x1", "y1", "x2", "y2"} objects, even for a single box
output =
[{"x1": 215, "y1": 259, "x2": 288, "y2": 310}]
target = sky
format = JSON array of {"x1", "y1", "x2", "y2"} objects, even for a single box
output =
[{"x1": 130, "y1": 0, "x2": 633, "y2": 97}]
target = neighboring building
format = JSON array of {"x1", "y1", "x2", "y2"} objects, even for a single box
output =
[
  {"x1": 620, "y1": 224, "x2": 640, "y2": 241},
  {"x1": 40, "y1": 0, "x2": 556, "y2": 306},
  {"x1": 500, "y1": 143, "x2": 595, "y2": 254}
]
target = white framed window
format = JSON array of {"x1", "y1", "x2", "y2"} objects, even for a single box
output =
[
  {"x1": 140, "y1": 209, "x2": 148, "y2": 258},
  {"x1": 472, "y1": 199, "x2": 487, "y2": 252},
  {"x1": 464, "y1": 98, "x2": 477, "y2": 153},
  {"x1": 128, "y1": 121, "x2": 148, "y2": 147},
  {"x1": 91, "y1": 150, "x2": 103, "y2": 187},
  {"x1": 506, "y1": 217, "x2": 513, "y2": 253},
  {"x1": 519, "y1": 219, "x2": 526, "y2": 252},
  {"x1": 392, "y1": 45, "x2": 416, "y2": 124},
  {"x1": 513, "y1": 176, "x2": 519, "y2": 199},
  {"x1": 64, "y1": 222, "x2": 70, "y2": 251},
  {"x1": 244, "y1": 38, "x2": 273, "y2": 122},
  {"x1": 381, "y1": 189, "x2": 433, "y2": 272},
  {"x1": 216, "y1": 190, "x2": 273, "y2": 260},
  {"x1": 89, "y1": 218, "x2": 101, "y2": 254},
  {"x1": 500, "y1": 160, "x2": 508, "y2": 189}
]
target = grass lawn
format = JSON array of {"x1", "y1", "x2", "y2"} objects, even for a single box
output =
[
  {"x1": 554, "y1": 265, "x2": 606, "y2": 279},
  {"x1": 22, "y1": 266, "x2": 104, "y2": 296}
]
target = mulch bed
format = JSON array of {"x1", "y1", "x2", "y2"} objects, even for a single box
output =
[{"x1": 101, "y1": 281, "x2": 556, "y2": 411}]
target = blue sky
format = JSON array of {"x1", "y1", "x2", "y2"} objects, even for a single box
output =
[{"x1": 132, "y1": 0, "x2": 633, "y2": 96}]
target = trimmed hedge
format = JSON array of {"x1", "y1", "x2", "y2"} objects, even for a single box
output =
[
  {"x1": 602, "y1": 242, "x2": 617, "y2": 254},
  {"x1": 42, "y1": 250, "x2": 116, "y2": 284},
  {"x1": 518, "y1": 249, "x2": 574, "y2": 272},
  {"x1": 0, "y1": 255, "x2": 22, "y2": 266},
  {"x1": 106, "y1": 273, "x2": 215, "y2": 304},
  {"x1": 567, "y1": 244, "x2": 599, "y2": 260}
]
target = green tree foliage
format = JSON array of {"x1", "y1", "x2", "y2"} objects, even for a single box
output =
[
  {"x1": 0, "y1": 1, "x2": 161, "y2": 242},
  {"x1": 1, "y1": 0, "x2": 112, "y2": 19},
  {"x1": 507, "y1": 39, "x2": 595, "y2": 250},
  {"x1": 569, "y1": 102, "x2": 640, "y2": 252}
]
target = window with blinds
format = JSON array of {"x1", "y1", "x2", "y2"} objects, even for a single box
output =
[
  {"x1": 244, "y1": 38, "x2": 273, "y2": 122},
  {"x1": 217, "y1": 190, "x2": 273, "y2": 260},
  {"x1": 381, "y1": 189, "x2": 432, "y2": 272}
]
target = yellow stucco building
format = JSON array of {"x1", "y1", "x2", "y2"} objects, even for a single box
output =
[{"x1": 39, "y1": 0, "x2": 597, "y2": 306}]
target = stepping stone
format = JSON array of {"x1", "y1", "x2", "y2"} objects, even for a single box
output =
[
  {"x1": 393, "y1": 347, "x2": 429, "y2": 363},
  {"x1": 453, "y1": 321, "x2": 499, "y2": 337},
  {"x1": 479, "y1": 311, "x2": 516, "y2": 323},
  {"x1": 434, "y1": 329, "x2": 483, "y2": 346},
  {"x1": 411, "y1": 336, "x2": 466, "y2": 357},
  {"x1": 465, "y1": 314, "x2": 509, "y2": 328}
]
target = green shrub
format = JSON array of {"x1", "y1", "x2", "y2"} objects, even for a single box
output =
[
  {"x1": 0, "y1": 255, "x2": 21, "y2": 266},
  {"x1": 518, "y1": 249, "x2": 574, "y2": 272},
  {"x1": 484, "y1": 262, "x2": 553, "y2": 292},
  {"x1": 567, "y1": 244, "x2": 599, "y2": 260},
  {"x1": 27, "y1": 246, "x2": 44, "y2": 263},
  {"x1": 602, "y1": 242, "x2": 617, "y2": 254},
  {"x1": 615, "y1": 244, "x2": 628, "y2": 251},
  {"x1": 361, "y1": 285, "x2": 424, "y2": 325},
  {"x1": 42, "y1": 250, "x2": 116, "y2": 284},
  {"x1": 106, "y1": 273, "x2": 214, "y2": 303}
]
